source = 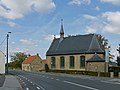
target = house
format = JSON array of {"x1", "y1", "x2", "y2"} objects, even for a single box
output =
[
  {"x1": 46, "y1": 20, "x2": 108, "y2": 72},
  {"x1": 0, "y1": 50, "x2": 5, "y2": 74},
  {"x1": 22, "y1": 54, "x2": 43, "y2": 71}
]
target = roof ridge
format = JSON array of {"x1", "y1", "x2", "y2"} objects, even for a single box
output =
[
  {"x1": 87, "y1": 34, "x2": 104, "y2": 53},
  {"x1": 22, "y1": 55, "x2": 36, "y2": 64}
]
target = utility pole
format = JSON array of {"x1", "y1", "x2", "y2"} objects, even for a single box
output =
[{"x1": 6, "y1": 32, "x2": 11, "y2": 74}]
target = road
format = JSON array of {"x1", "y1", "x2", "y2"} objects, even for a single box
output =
[{"x1": 9, "y1": 70, "x2": 120, "y2": 90}]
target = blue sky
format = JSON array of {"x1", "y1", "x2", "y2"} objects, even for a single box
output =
[{"x1": 0, "y1": 0, "x2": 120, "y2": 60}]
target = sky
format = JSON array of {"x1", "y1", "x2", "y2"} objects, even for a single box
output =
[{"x1": 0, "y1": 0, "x2": 120, "y2": 61}]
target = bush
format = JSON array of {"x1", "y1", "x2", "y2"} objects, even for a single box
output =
[{"x1": 100, "y1": 72, "x2": 110, "y2": 77}]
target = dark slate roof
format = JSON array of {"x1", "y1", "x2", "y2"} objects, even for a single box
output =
[
  {"x1": 46, "y1": 34, "x2": 105, "y2": 56},
  {"x1": 86, "y1": 54, "x2": 105, "y2": 62}
]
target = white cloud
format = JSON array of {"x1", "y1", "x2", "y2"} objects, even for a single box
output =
[
  {"x1": 20, "y1": 39, "x2": 34, "y2": 45},
  {"x1": 9, "y1": 48, "x2": 29, "y2": 54},
  {"x1": 68, "y1": 0, "x2": 91, "y2": 5},
  {"x1": 85, "y1": 26, "x2": 97, "y2": 33},
  {"x1": 33, "y1": 0, "x2": 55, "y2": 13},
  {"x1": 95, "y1": 6, "x2": 100, "y2": 11},
  {"x1": 11, "y1": 41, "x2": 15, "y2": 44},
  {"x1": 100, "y1": 0, "x2": 120, "y2": 5},
  {"x1": 0, "y1": 0, "x2": 55, "y2": 20},
  {"x1": 83, "y1": 14, "x2": 97, "y2": 20},
  {"x1": 102, "y1": 11, "x2": 120, "y2": 34},
  {"x1": 7, "y1": 21, "x2": 16, "y2": 27},
  {"x1": 44, "y1": 35, "x2": 54, "y2": 41}
]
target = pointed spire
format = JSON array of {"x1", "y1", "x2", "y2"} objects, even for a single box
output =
[{"x1": 60, "y1": 19, "x2": 64, "y2": 38}]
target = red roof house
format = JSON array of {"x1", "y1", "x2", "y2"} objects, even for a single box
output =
[{"x1": 22, "y1": 54, "x2": 43, "y2": 71}]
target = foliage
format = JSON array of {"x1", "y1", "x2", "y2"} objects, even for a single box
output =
[
  {"x1": 117, "y1": 56, "x2": 120, "y2": 66},
  {"x1": 9, "y1": 52, "x2": 28, "y2": 69},
  {"x1": 96, "y1": 34, "x2": 108, "y2": 48}
]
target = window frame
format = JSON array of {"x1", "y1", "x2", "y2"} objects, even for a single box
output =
[
  {"x1": 80, "y1": 56, "x2": 85, "y2": 68},
  {"x1": 51, "y1": 57, "x2": 56, "y2": 68},
  {"x1": 60, "y1": 56, "x2": 65, "y2": 68},
  {"x1": 69, "y1": 56, "x2": 75, "y2": 68}
]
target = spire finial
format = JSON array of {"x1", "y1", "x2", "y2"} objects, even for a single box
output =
[{"x1": 60, "y1": 19, "x2": 64, "y2": 38}]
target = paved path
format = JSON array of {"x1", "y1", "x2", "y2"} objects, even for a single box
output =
[
  {"x1": 0, "y1": 75, "x2": 5, "y2": 87},
  {"x1": 0, "y1": 75, "x2": 22, "y2": 90}
]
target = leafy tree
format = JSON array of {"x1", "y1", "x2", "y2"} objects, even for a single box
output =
[
  {"x1": 117, "y1": 44, "x2": 120, "y2": 66},
  {"x1": 117, "y1": 56, "x2": 120, "y2": 66},
  {"x1": 96, "y1": 34, "x2": 108, "y2": 48},
  {"x1": 10, "y1": 52, "x2": 28, "y2": 69}
]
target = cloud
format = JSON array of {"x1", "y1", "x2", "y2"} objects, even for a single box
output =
[
  {"x1": 0, "y1": 0, "x2": 55, "y2": 20},
  {"x1": 82, "y1": 11, "x2": 120, "y2": 34},
  {"x1": 32, "y1": 0, "x2": 55, "y2": 13},
  {"x1": 44, "y1": 35, "x2": 54, "y2": 41},
  {"x1": 95, "y1": 6, "x2": 100, "y2": 11},
  {"x1": 9, "y1": 48, "x2": 29, "y2": 54},
  {"x1": 20, "y1": 39, "x2": 34, "y2": 45},
  {"x1": 102, "y1": 11, "x2": 120, "y2": 34},
  {"x1": 83, "y1": 14, "x2": 97, "y2": 20},
  {"x1": 7, "y1": 21, "x2": 16, "y2": 27},
  {"x1": 85, "y1": 26, "x2": 97, "y2": 34},
  {"x1": 68, "y1": 0, "x2": 91, "y2": 5},
  {"x1": 100, "y1": 0, "x2": 120, "y2": 5}
]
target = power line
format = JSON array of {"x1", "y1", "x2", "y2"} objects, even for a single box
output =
[{"x1": 0, "y1": 36, "x2": 7, "y2": 46}]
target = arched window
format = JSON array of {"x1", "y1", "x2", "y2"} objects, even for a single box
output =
[
  {"x1": 60, "y1": 56, "x2": 65, "y2": 68},
  {"x1": 51, "y1": 57, "x2": 56, "y2": 68},
  {"x1": 70, "y1": 56, "x2": 74, "y2": 68},
  {"x1": 80, "y1": 56, "x2": 85, "y2": 68}
]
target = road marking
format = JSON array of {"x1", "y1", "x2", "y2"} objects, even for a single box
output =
[
  {"x1": 101, "y1": 80, "x2": 120, "y2": 85},
  {"x1": 34, "y1": 82, "x2": 45, "y2": 90},
  {"x1": 30, "y1": 82, "x2": 32, "y2": 83},
  {"x1": 36, "y1": 87, "x2": 40, "y2": 89},
  {"x1": 64, "y1": 81, "x2": 99, "y2": 90},
  {"x1": 26, "y1": 88, "x2": 29, "y2": 90},
  {"x1": 56, "y1": 79, "x2": 59, "y2": 81}
]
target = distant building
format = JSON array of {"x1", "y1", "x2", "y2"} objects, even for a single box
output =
[
  {"x1": 46, "y1": 20, "x2": 107, "y2": 72},
  {"x1": 0, "y1": 50, "x2": 5, "y2": 74},
  {"x1": 22, "y1": 54, "x2": 43, "y2": 71}
]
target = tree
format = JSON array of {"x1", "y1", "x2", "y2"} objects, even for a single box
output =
[
  {"x1": 116, "y1": 44, "x2": 120, "y2": 66},
  {"x1": 117, "y1": 56, "x2": 120, "y2": 66},
  {"x1": 10, "y1": 52, "x2": 28, "y2": 69},
  {"x1": 96, "y1": 34, "x2": 108, "y2": 48}
]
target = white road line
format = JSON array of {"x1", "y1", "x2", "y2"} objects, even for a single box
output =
[
  {"x1": 34, "y1": 83, "x2": 45, "y2": 90},
  {"x1": 56, "y1": 79, "x2": 59, "y2": 81},
  {"x1": 64, "y1": 81, "x2": 99, "y2": 90},
  {"x1": 101, "y1": 81, "x2": 120, "y2": 85},
  {"x1": 30, "y1": 82, "x2": 32, "y2": 83},
  {"x1": 36, "y1": 87, "x2": 40, "y2": 89},
  {"x1": 26, "y1": 88, "x2": 29, "y2": 90},
  {"x1": 51, "y1": 78, "x2": 54, "y2": 79}
]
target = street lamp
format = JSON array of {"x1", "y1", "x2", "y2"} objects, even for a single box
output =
[{"x1": 6, "y1": 32, "x2": 11, "y2": 74}]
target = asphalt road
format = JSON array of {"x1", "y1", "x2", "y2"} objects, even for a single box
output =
[{"x1": 9, "y1": 70, "x2": 120, "y2": 90}]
